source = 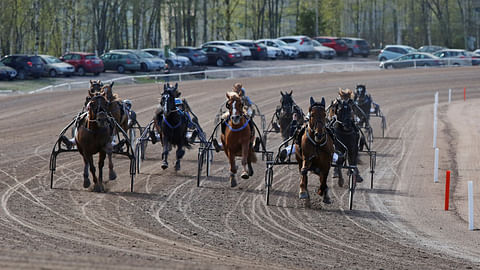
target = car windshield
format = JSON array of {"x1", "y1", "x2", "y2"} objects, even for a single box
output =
[
  {"x1": 168, "y1": 51, "x2": 177, "y2": 57},
  {"x1": 312, "y1": 40, "x2": 321, "y2": 46},
  {"x1": 357, "y1": 40, "x2": 368, "y2": 46},
  {"x1": 136, "y1": 51, "x2": 154, "y2": 58},
  {"x1": 44, "y1": 56, "x2": 62, "y2": 64},
  {"x1": 275, "y1": 40, "x2": 288, "y2": 46},
  {"x1": 405, "y1": 47, "x2": 417, "y2": 53}
]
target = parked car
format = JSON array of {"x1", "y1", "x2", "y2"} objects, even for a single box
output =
[
  {"x1": 228, "y1": 42, "x2": 252, "y2": 59},
  {"x1": 379, "y1": 52, "x2": 443, "y2": 69},
  {"x1": 377, "y1": 45, "x2": 417, "y2": 61},
  {"x1": 60, "y1": 52, "x2": 103, "y2": 76},
  {"x1": 311, "y1": 40, "x2": 336, "y2": 59},
  {"x1": 277, "y1": 35, "x2": 315, "y2": 57},
  {"x1": 474, "y1": 49, "x2": 480, "y2": 55},
  {"x1": 201, "y1": 45, "x2": 242, "y2": 66},
  {"x1": 0, "y1": 62, "x2": 17, "y2": 80},
  {"x1": 1, "y1": 54, "x2": 44, "y2": 79},
  {"x1": 418, "y1": 45, "x2": 447, "y2": 53},
  {"x1": 171, "y1": 47, "x2": 208, "y2": 65},
  {"x1": 38, "y1": 55, "x2": 75, "y2": 77},
  {"x1": 232, "y1": 40, "x2": 268, "y2": 60},
  {"x1": 256, "y1": 39, "x2": 299, "y2": 59},
  {"x1": 201, "y1": 41, "x2": 251, "y2": 59},
  {"x1": 468, "y1": 51, "x2": 480, "y2": 65},
  {"x1": 100, "y1": 51, "x2": 141, "y2": 73},
  {"x1": 433, "y1": 49, "x2": 473, "y2": 66},
  {"x1": 265, "y1": 46, "x2": 282, "y2": 59},
  {"x1": 342, "y1": 37, "x2": 370, "y2": 57},
  {"x1": 142, "y1": 48, "x2": 191, "y2": 69},
  {"x1": 314, "y1": 36, "x2": 349, "y2": 56},
  {"x1": 111, "y1": 49, "x2": 165, "y2": 72}
]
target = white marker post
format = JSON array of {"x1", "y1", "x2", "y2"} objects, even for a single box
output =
[
  {"x1": 468, "y1": 181, "x2": 474, "y2": 231},
  {"x1": 448, "y1": 89, "x2": 452, "y2": 103},
  {"x1": 434, "y1": 148, "x2": 439, "y2": 183},
  {"x1": 433, "y1": 92, "x2": 438, "y2": 148}
]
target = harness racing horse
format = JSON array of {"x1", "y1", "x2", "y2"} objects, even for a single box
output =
[
  {"x1": 75, "y1": 92, "x2": 114, "y2": 192},
  {"x1": 221, "y1": 91, "x2": 257, "y2": 187},
  {"x1": 274, "y1": 91, "x2": 305, "y2": 141},
  {"x1": 329, "y1": 89, "x2": 363, "y2": 186},
  {"x1": 295, "y1": 97, "x2": 334, "y2": 204},
  {"x1": 154, "y1": 83, "x2": 190, "y2": 171}
]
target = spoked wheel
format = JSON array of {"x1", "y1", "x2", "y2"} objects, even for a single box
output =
[
  {"x1": 197, "y1": 150, "x2": 204, "y2": 187},
  {"x1": 370, "y1": 152, "x2": 376, "y2": 189},
  {"x1": 348, "y1": 169, "x2": 356, "y2": 210},
  {"x1": 206, "y1": 148, "x2": 213, "y2": 176},
  {"x1": 367, "y1": 126, "x2": 373, "y2": 148},
  {"x1": 265, "y1": 165, "x2": 273, "y2": 205},
  {"x1": 135, "y1": 143, "x2": 142, "y2": 173},
  {"x1": 381, "y1": 116, "x2": 387, "y2": 137}
]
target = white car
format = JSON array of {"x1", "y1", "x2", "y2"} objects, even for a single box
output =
[
  {"x1": 201, "y1": 41, "x2": 251, "y2": 59},
  {"x1": 277, "y1": 35, "x2": 315, "y2": 57},
  {"x1": 265, "y1": 46, "x2": 282, "y2": 59},
  {"x1": 256, "y1": 39, "x2": 299, "y2": 59},
  {"x1": 312, "y1": 40, "x2": 336, "y2": 59}
]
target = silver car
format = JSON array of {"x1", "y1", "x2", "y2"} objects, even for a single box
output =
[
  {"x1": 433, "y1": 49, "x2": 473, "y2": 66},
  {"x1": 39, "y1": 55, "x2": 75, "y2": 77},
  {"x1": 143, "y1": 48, "x2": 192, "y2": 69},
  {"x1": 111, "y1": 49, "x2": 166, "y2": 72},
  {"x1": 256, "y1": 39, "x2": 299, "y2": 59}
]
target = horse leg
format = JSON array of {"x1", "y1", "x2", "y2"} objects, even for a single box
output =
[
  {"x1": 161, "y1": 140, "x2": 169, "y2": 170},
  {"x1": 86, "y1": 155, "x2": 98, "y2": 192},
  {"x1": 349, "y1": 145, "x2": 363, "y2": 183},
  {"x1": 82, "y1": 155, "x2": 91, "y2": 188},
  {"x1": 317, "y1": 171, "x2": 332, "y2": 204},
  {"x1": 175, "y1": 146, "x2": 185, "y2": 171},
  {"x1": 298, "y1": 160, "x2": 310, "y2": 199},
  {"x1": 228, "y1": 151, "x2": 237, "y2": 187},
  {"x1": 336, "y1": 153, "x2": 345, "y2": 187},
  {"x1": 96, "y1": 151, "x2": 106, "y2": 192},
  {"x1": 105, "y1": 143, "x2": 116, "y2": 180},
  {"x1": 240, "y1": 142, "x2": 250, "y2": 179}
]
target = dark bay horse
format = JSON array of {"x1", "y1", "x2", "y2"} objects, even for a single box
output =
[
  {"x1": 102, "y1": 82, "x2": 129, "y2": 133},
  {"x1": 353, "y1": 84, "x2": 372, "y2": 129},
  {"x1": 329, "y1": 89, "x2": 363, "y2": 186},
  {"x1": 75, "y1": 93, "x2": 114, "y2": 192},
  {"x1": 221, "y1": 92, "x2": 257, "y2": 187},
  {"x1": 153, "y1": 83, "x2": 190, "y2": 171},
  {"x1": 274, "y1": 91, "x2": 305, "y2": 141},
  {"x1": 295, "y1": 97, "x2": 334, "y2": 204}
]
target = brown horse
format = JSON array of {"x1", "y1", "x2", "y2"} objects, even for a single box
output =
[
  {"x1": 295, "y1": 97, "x2": 334, "y2": 204},
  {"x1": 221, "y1": 92, "x2": 257, "y2": 187},
  {"x1": 75, "y1": 92, "x2": 113, "y2": 192},
  {"x1": 101, "y1": 82, "x2": 128, "y2": 133}
]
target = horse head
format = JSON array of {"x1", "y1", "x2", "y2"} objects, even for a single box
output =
[
  {"x1": 333, "y1": 97, "x2": 355, "y2": 130},
  {"x1": 280, "y1": 90, "x2": 294, "y2": 114},
  {"x1": 226, "y1": 91, "x2": 243, "y2": 125},
  {"x1": 89, "y1": 80, "x2": 104, "y2": 97},
  {"x1": 101, "y1": 82, "x2": 116, "y2": 102},
  {"x1": 161, "y1": 86, "x2": 178, "y2": 117},
  {"x1": 308, "y1": 97, "x2": 328, "y2": 143},
  {"x1": 87, "y1": 93, "x2": 110, "y2": 128},
  {"x1": 355, "y1": 84, "x2": 366, "y2": 101}
]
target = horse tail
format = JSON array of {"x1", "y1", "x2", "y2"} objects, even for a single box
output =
[{"x1": 249, "y1": 148, "x2": 257, "y2": 163}]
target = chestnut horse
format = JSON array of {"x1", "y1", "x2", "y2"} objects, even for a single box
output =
[
  {"x1": 221, "y1": 92, "x2": 257, "y2": 187},
  {"x1": 75, "y1": 93, "x2": 114, "y2": 192},
  {"x1": 295, "y1": 97, "x2": 334, "y2": 204}
]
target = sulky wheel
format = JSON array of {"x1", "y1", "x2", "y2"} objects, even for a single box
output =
[
  {"x1": 197, "y1": 151, "x2": 204, "y2": 187},
  {"x1": 348, "y1": 170, "x2": 356, "y2": 210},
  {"x1": 265, "y1": 166, "x2": 273, "y2": 205},
  {"x1": 135, "y1": 143, "x2": 142, "y2": 173}
]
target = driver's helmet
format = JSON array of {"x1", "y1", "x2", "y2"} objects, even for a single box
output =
[
  {"x1": 123, "y1": 99, "x2": 132, "y2": 110},
  {"x1": 175, "y1": 98, "x2": 183, "y2": 106}
]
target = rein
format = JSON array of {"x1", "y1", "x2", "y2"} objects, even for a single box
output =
[
  {"x1": 306, "y1": 124, "x2": 328, "y2": 147},
  {"x1": 163, "y1": 113, "x2": 182, "y2": 129},
  {"x1": 225, "y1": 115, "x2": 250, "y2": 132}
]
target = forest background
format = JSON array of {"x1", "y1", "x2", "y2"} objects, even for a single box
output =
[{"x1": 0, "y1": 0, "x2": 479, "y2": 57}]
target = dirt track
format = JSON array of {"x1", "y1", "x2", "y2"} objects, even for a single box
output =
[{"x1": 0, "y1": 67, "x2": 479, "y2": 269}]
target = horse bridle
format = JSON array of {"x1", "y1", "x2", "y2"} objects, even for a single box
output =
[
  {"x1": 333, "y1": 99, "x2": 355, "y2": 132},
  {"x1": 307, "y1": 104, "x2": 328, "y2": 147},
  {"x1": 86, "y1": 95, "x2": 110, "y2": 127}
]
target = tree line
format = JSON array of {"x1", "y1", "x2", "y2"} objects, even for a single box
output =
[{"x1": 0, "y1": 0, "x2": 479, "y2": 57}]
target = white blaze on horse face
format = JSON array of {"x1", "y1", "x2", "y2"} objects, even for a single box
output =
[
  {"x1": 232, "y1": 101, "x2": 237, "y2": 116},
  {"x1": 231, "y1": 100, "x2": 240, "y2": 124}
]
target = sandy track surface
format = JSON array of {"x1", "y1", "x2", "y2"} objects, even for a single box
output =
[{"x1": 0, "y1": 67, "x2": 479, "y2": 269}]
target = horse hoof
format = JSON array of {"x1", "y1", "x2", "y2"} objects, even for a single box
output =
[
  {"x1": 230, "y1": 177, "x2": 237, "y2": 188},
  {"x1": 298, "y1": 191, "x2": 309, "y2": 199},
  {"x1": 323, "y1": 197, "x2": 332, "y2": 204},
  {"x1": 149, "y1": 131, "x2": 157, "y2": 144},
  {"x1": 338, "y1": 177, "x2": 344, "y2": 187},
  {"x1": 109, "y1": 170, "x2": 117, "y2": 181},
  {"x1": 175, "y1": 161, "x2": 181, "y2": 171},
  {"x1": 83, "y1": 179, "x2": 91, "y2": 188},
  {"x1": 161, "y1": 161, "x2": 168, "y2": 170},
  {"x1": 241, "y1": 172, "x2": 249, "y2": 179},
  {"x1": 93, "y1": 184, "x2": 102, "y2": 193},
  {"x1": 356, "y1": 175, "x2": 364, "y2": 183}
]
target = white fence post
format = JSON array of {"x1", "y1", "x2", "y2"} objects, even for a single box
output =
[
  {"x1": 468, "y1": 181, "x2": 474, "y2": 231},
  {"x1": 433, "y1": 92, "x2": 438, "y2": 148},
  {"x1": 448, "y1": 89, "x2": 452, "y2": 103},
  {"x1": 434, "y1": 148, "x2": 439, "y2": 183}
]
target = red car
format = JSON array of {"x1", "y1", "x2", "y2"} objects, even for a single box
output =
[
  {"x1": 60, "y1": 52, "x2": 104, "y2": 76},
  {"x1": 314, "y1": 37, "x2": 349, "y2": 56}
]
